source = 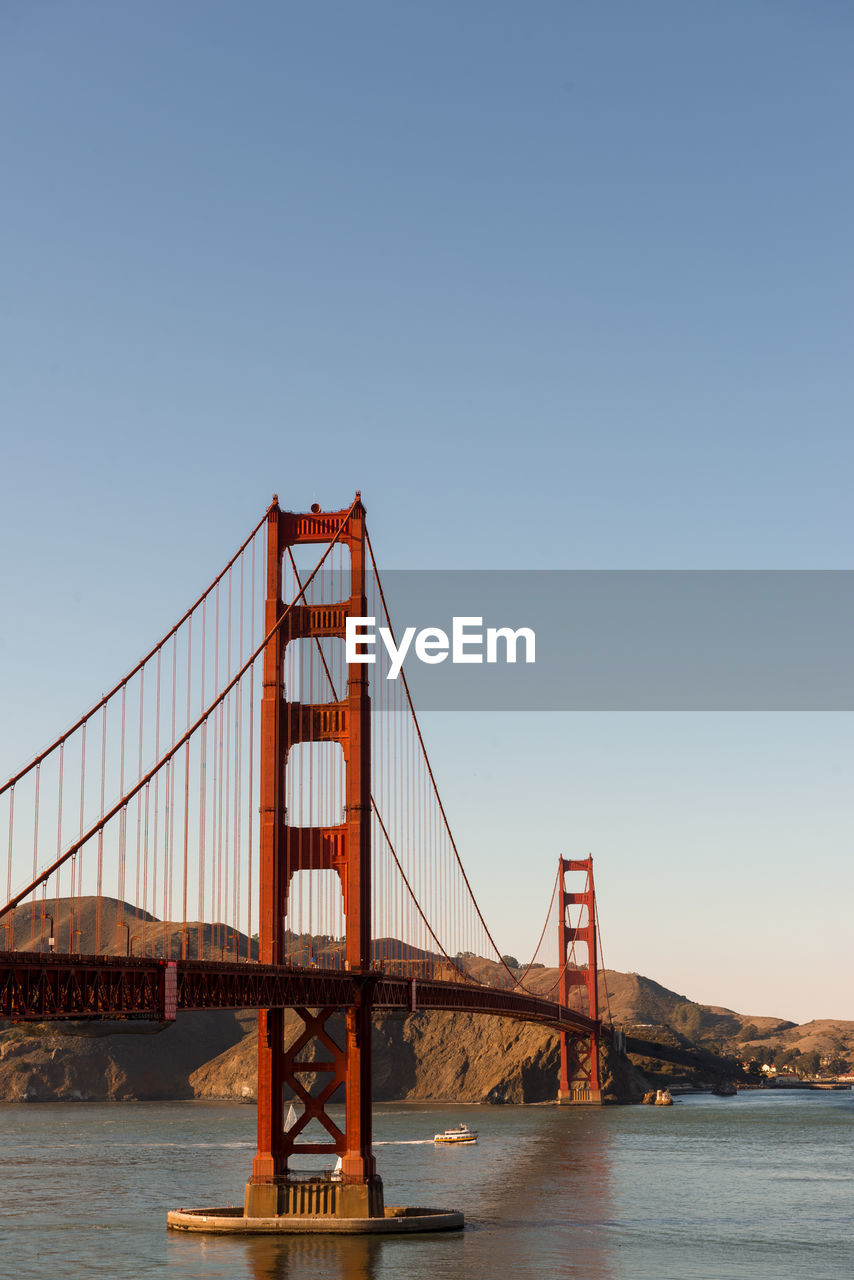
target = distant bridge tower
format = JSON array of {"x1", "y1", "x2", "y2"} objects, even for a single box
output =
[
  {"x1": 245, "y1": 494, "x2": 383, "y2": 1219},
  {"x1": 557, "y1": 856, "x2": 602, "y2": 1104}
]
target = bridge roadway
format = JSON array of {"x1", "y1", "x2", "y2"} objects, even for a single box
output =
[{"x1": 0, "y1": 952, "x2": 600, "y2": 1039}]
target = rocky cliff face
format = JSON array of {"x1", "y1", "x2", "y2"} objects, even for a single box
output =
[
  {"x1": 6, "y1": 961, "x2": 843, "y2": 1106},
  {"x1": 0, "y1": 1011, "x2": 254, "y2": 1102},
  {"x1": 0, "y1": 1007, "x2": 645, "y2": 1105},
  {"x1": 189, "y1": 1011, "x2": 583, "y2": 1105}
]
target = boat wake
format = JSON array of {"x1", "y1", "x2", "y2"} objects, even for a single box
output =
[{"x1": 373, "y1": 1139, "x2": 435, "y2": 1146}]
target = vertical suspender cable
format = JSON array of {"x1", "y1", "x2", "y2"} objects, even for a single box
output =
[
  {"x1": 181, "y1": 618, "x2": 192, "y2": 956},
  {"x1": 168, "y1": 634, "x2": 177, "y2": 933},
  {"x1": 55, "y1": 743, "x2": 64, "y2": 949},
  {"x1": 214, "y1": 583, "x2": 221, "y2": 955},
  {"x1": 152, "y1": 651, "x2": 161, "y2": 955},
  {"x1": 247, "y1": 536, "x2": 256, "y2": 958},
  {"x1": 6, "y1": 787, "x2": 14, "y2": 948},
  {"x1": 236, "y1": 549, "x2": 245, "y2": 958},
  {"x1": 76, "y1": 721, "x2": 86, "y2": 952},
  {"x1": 96, "y1": 706, "x2": 106, "y2": 952},
  {"x1": 224, "y1": 568, "x2": 233, "y2": 957},
  {"x1": 118, "y1": 686, "x2": 127, "y2": 914},
  {"x1": 142, "y1": 782, "x2": 150, "y2": 955},
  {"x1": 135, "y1": 671, "x2": 145, "y2": 943},
  {"x1": 198, "y1": 599, "x2": 207, "y2": 959},
  {"x1": 31, "y1": 764, "x2": 40, "y2": 942}
]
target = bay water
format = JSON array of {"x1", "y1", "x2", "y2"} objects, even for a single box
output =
[{"x1": 1, "y1": 1091, "x2": 852, "y2": 1279}]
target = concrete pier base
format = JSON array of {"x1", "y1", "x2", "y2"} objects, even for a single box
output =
[
  {"x1": 244, "y1": 1175, "x2": 385, "y2": 1220},
  {"x1": 169, "y1": 1173, "x2": 462, "y2": 1235},
  {"x1": 558, "y1": 1086, "x2": 603, "y2": 1105},
  {"x1": 167, "y1": 1205, "x2": 464, "y2": 1235}
]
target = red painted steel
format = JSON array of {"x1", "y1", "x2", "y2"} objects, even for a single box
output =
[
  {"x1": 252, "y1": 498, "x2": 288, "y2": 1183},
  {"x1": 0, "y1": 951, "x2": 601, "y2": 1035},
  {"x1": 251, "y1": 495, "x2": 377, "y2": 1196},
  {"x1": 557, "y1": 856, "x2": 601, "y2": 1100},
  {"x1": 0, "y1": 495, "x2": 606, "y2": 1158},
  {"x1": 0, "y1": 951, "x2": 174, "y2": 1020}
]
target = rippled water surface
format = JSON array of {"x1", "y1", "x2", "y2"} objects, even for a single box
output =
[{"x1": 2, "y1": 1091, "x2": 853, "y2": 1279}]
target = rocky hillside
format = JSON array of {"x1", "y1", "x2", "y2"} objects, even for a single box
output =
[
  {"x1": 0, "y1": 1011, "x2": 256, "y2": 1102},
  {"x1": 3, "y1": 964, "x2": 850, "y2": 1105},
  {"x1": 3, "y1": 899, "x2": 851, "y2": 1102},
  {"x1": 0, "y1": 1006, "x2": 641, "y2": 1105},
  {"x1": 188, "y1": 1009, "x2": 642, "y2": 1105}
]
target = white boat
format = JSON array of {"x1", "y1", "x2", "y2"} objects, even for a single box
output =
[{"x1": 434, "y1": 1123, "x2": 478, "y2": 1144}]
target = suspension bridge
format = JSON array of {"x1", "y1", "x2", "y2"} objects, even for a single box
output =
[{"x1": 0, "y1": 495, "x2": 606, "y2": 1227}]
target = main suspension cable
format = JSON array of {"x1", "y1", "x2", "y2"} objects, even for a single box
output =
[
  {"x1": 364, "y1": 529, "x2": 546, "y2": 990},
  {"x1": 1, "y1": 510, "x2": 268, "y2": 797},
  {"x1": 0, "y1": 501, "x2": 358, "y2": 919}
]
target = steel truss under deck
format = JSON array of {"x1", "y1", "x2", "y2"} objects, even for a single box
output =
[{"x1": 0, "y1": 952, "x2": 598, "y2": 1039}]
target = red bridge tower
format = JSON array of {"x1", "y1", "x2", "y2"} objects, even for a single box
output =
[
  {"x1": 557, "y1": 856, "x2": 602, "y2": 1104},
  {"x1": 245, "y1": 494, "x2": 383, "y2": 1219}
]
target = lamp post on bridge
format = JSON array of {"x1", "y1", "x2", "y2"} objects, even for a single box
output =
[{"x1": 40, "y1": 911, "x2": 55, "y2": 954}]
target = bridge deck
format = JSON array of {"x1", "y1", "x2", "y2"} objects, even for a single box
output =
[{"x1": 0, "y1": 952, "x2": 598, "y2": 1037}]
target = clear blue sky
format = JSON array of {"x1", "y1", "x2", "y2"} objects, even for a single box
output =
[{"x1": 1, "y1": 2, "x2": 851, "y2": 1023}]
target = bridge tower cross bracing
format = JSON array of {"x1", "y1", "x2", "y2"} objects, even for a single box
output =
[
  {"x1": 557, "y1": 856, "x2": 602, "y2": 1104},
  {"x1": 246, "y1": 493, "x2": 383, "y2": 1219}
]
